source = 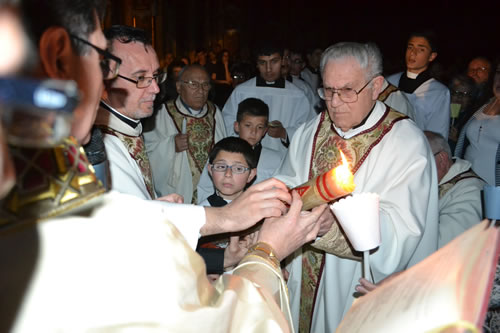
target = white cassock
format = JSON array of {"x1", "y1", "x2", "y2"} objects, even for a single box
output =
[
  {"x1": 3, "y1": 191, "x2": 293, "y2": 332},
  {"x1": 387, "y1": 72, "x2": 451, "y2": 139},
  {"x1": 290, "y1": 75, "x2": 321, "y2": 111},
  {"x1": 438, "y1": 157, "x2": 485, "y2": 248},
  {"x1": 143, "y1": 98, "x2": 226, "y2": 203},
  {"x1": 274, "y1": 101, "x2": 439, "y2": 332},
  {"x1": 300, "y1": 67, "x2": 320, "y2": 94},
  {"x1": 222, "y1": 77, "x2": 316, "y2": 152},
  {"x1": 95, "y1": 104, "x2": 153, "y2": 200},
  {"x1": 196, "y1": 143, "x2": 286, "y2": 204},
  {"x1": 380, "y1": 79, "x2": 417, "y2": 122}
]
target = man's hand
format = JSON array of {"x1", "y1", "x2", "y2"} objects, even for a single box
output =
[
  {"x1": 267, "y1": 120, "x2": 287, "y2": 140},
  {"x1": 316, "y1": 206, "x2": 335, "y2": 236},
  {"x1": 355, "y1": 278, "x2": 378, "y2": 295},
  {"x1": 223, "y1": 233, "x2": 258, "y2": 269},
  {"x1": 355, "y1": 272, "x2": 402, "y2": 296},
  {"x1": 156, "y1": 193, "x2": 184, "y2": 204},
  {"x1": 174, "y1": 133, "x2": 188, "y2": 152},
  {"x1": 257, "y1": 191, "x2": 326, "y2": 261},
  {"x1": 202, "y1": 178, "x2": 292, "y2": 236}
]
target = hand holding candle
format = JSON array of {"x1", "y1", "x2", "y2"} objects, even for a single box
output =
[{"x1": 293, "y1": 150, "x2": 356, "y2": 211}]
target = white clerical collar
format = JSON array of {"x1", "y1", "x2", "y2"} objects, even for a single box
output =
[
  {"x1": 406, "y1": 71, "x2": 419, "y2": 79},
  {"x1": 101, "y1": 100, "x2": 141, "y2": 126},
  {"x1": 332, "y1": 101, "x2": 386, "y2": 139},
  {"x1": 175, "y1": 96, "x2": 207, "y2": 117}
]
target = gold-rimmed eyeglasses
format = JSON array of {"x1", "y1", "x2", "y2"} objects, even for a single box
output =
[{"x1": 318, "y1": 77, "x2": 374, "y2": 103}]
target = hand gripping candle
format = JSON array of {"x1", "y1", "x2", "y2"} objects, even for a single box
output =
[{"x1": 293, "y1": 150, "x2": 356, "y2": 211}]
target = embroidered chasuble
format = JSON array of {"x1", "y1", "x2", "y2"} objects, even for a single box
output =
[
  {"x1": 99, "y1": 127, "x2": 155, "y2": 199},
  {"x1": 165, "y1": 99, "x2": 217, "y2": 203},
  {"x1": 438, "y1": 169, "x2": 481, "y2": 199},
  {"x1": 378, "y1": 83, "x2": 398, "y2": 103},
  {"x1": 0, "y1": 137, "x2": 105, "y2": 229},
  {"x1": 299, "y1": 109, "x2": 407, "y2": 332}
]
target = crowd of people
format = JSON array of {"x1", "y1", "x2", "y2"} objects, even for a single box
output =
[{"x1": 0, "y1": 0, "x2": 499, "y2": 332}]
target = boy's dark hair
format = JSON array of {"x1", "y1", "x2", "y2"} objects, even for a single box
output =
[
  {"x1": 208, "y1": 137, "x2": 257, "y2": 170},
  {"x1": 21, "y1": 0, "x2": 106, "y2": 55},
  {"x1": 408, "y1": 30, "x2": 439, "y2": 53},
  {"x1": 236, "y1": 98, "x2": 269, "y2": 123},
  {"x1": 104, "y1": 25, "x2": 151, "y2": 52},
  {"x1": 255, "y1": 41, "x2": 282, "y2": 58}
]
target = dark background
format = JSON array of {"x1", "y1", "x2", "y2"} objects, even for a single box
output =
[{"x1": 106, "y1": 0, "x2": 499, "y2": 77}]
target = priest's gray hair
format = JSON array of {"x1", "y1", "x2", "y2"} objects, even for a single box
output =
[
  {"x1": 424, "y1": 131, "x2": 452, "y2": 161},
  {"x1": 320, "y1": 42, "x2": 383, "y2": 80}
]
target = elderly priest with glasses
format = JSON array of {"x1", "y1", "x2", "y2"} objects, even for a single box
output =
[
  {"x1": 274, "y1": 42, "x2": 439, "y2": 333},
  {"x1": 144, "y1": 64, "x2": 227, "y2": 204},
  {"x1": 95, "y1": 25, "x2": 167, "y2": 200}
]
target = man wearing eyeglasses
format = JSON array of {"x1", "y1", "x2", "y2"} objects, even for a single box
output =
[
  {"x1": 282, "y1": 48, "x2": 321, "y2": 112},
  {"x1": 144, "y1": 64, "x2": 227, "y2": 204},
  {"x1": 0, "y1": 2, "x2": 324, "y2": 332},
  {"x1": 466, "y1": 56, "x2": 494, "y2": 112},
  {"x1": 274, "y1": 42, "x2": 438, "y2": 333},
  {"x1": 94, "y1": 25, "x2": 167, "y2": 200}
]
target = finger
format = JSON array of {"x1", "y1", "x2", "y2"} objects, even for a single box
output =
[
  {"x1": 250, "y1": 177, "x2": 288, "y2": 192},
  {"x1": 355, "y1": 285, "x2": 369, "y2": 295},
  {"x1": 229, "y1": 236, "x2": 240, "y2": 250},
  {"x1": 286, "y1": 190, "x2": 303, "y2": 217},
  {"x1": 360, "y1": 279, "x2": 377, "y2": 291}
]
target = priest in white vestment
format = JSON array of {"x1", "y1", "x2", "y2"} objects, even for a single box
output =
[
  {"x1": 386, "y1": 32, "x2": 450, "y2": 139},
  {"x1": 274, "y1": 42, "x2": 439, "y2": 333},
  {"x1": 222, "y1": 45, "x2": 315, "y2": 152},
  {"x1": 144, "y1": 65, "x2": 227, "y2": 203},
  {"x1": 96, "y1": 26, "x2": 166, "y2": 200},
  {"x1": 424, "y1": 131, "x2": 485, "y2": 248},
  {"x1": 0, "y1": 9, "x2": 329, "y2": 332}
]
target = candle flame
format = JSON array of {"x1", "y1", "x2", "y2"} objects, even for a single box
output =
[{"x1": 334, "y1": 150, "x2": 356, "y2": 192}]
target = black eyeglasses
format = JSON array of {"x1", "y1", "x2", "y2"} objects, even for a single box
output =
[
  {"x1": 318, "y1": 77, "x2": 374, "y2": 103},
  {"x1": 117, "y1": 72, "x2": 167, "y2": 89},
  {"x1": 69, "y1": 34, "x2": 121, "y2": 80}
]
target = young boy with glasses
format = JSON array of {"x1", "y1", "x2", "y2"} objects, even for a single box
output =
[
  {"x1": 197, "y1": 98, "x2": 285, "y2": 203},
  {"x1": 198, "y1": 137, "x2": 258, "y2": 279}
]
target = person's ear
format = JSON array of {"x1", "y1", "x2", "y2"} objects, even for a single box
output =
[
  {"x1": 233, "y1": 121, "x2": 240, "y2": 134},
  {"x1": 371, "y1": 75, "x2": 385, "y2": 100},
  {"x1": 207, "y1": 164, "x2": 213, "y2": 179},
  {"x1": 429, "y1": 52, "x2": 437, "y2": 63},
  {"x1": 38, "y1": 27, "x2": 75, "y2": 80},
  {"x1": 175, "y1": 81, "x2": 182, "y2": 94},
  {"x1": 247, "y1": 168, "x2": 257, "y2": 183}
]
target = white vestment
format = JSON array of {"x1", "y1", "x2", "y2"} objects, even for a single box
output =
[
  {"x1": 143, "y1": 97, "x2": 227, "y2": 203},
  {"x1": 300, "y1": 67, "x2": 320, "y2": 94},
  {"x1": 387, "y1": 72, "x2": 451, "y2": 139},
  {"x1": 95, "y1": 104, "x2": 153, "y2": 200},
  {"x1": 380, "y1": 79, "x2": 417, "y2": 122},
  {"x1": 197, "y1": 143, "x2": 286, "y2": 204},
  {"x1": 222, "y1": 77, "x2": 315, "y2": 152},
  {"x1": 274, "y1": 101, "x2": 439, "y2": 332},
  {"x1": 3, "y1": 191, "x2": 292, "y2": 332},
  {"x1": 291, "y1": 75, "x2": 321, "y2": 111},
  {"x1": 438, "y1": 157, "x2": 485, "y2": 248}
]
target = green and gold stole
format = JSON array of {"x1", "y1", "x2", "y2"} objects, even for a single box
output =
[{"x1": 166, "y1": 100, "x2": 217, "y2": 203}]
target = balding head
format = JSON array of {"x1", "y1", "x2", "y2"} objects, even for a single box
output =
[{"x1": 176, "y1": 65, "x2": 211, "y2": 110}]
